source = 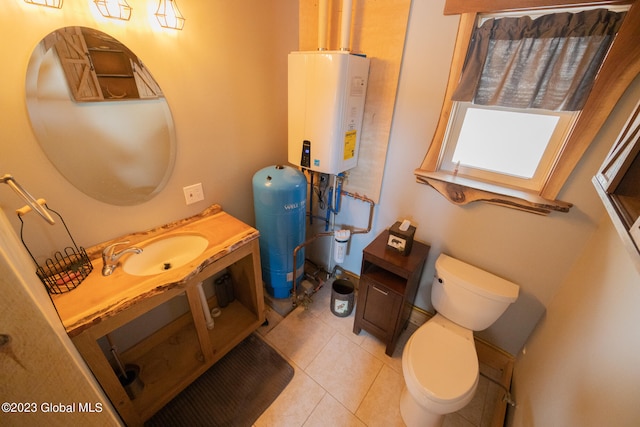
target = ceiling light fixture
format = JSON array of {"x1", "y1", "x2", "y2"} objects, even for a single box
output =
[
  {"x1": 23, "y1": 0, "x2": 63, "y2": 8},
  {"x1": 155, "y1": 0, "x2": 185, "y2": 30},
  {"x1": 93, "y1": 0, "x2": 132, "y2": 21}
]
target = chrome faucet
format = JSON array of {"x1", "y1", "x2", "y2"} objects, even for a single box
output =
[{"x1": 102, "y1": 241, "x2": 143, "y2": 276}]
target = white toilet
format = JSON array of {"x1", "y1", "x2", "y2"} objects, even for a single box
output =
[{"x1": 400, "y1": 254, "x2": 519, "y2": 427}]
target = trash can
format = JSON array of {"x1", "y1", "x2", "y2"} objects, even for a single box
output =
[{"x1": 330, "y1": 279, "x2": 355, "y2": 317}]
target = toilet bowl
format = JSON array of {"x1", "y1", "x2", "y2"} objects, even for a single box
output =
[
  {"x1": 400, "y1": 254, "x2": 519, "y2": 427},
  {"x1": 401, "y1": 315, "x2": 478, "y2": 426}
]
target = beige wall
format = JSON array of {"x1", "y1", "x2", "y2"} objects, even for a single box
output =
[
  {"x1": 0, "y1": 2, "x2": 297, "y2": 423},
  {"x1": 510, "y1": 217, "x2": 640, "y2": 426},
  {"x1": 0, "y1": 0, "x2": 298, "y2": 246}
]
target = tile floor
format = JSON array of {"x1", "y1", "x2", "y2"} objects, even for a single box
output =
[{"x1": 254, "y1": 282, "x2": 503, "y2": 427}]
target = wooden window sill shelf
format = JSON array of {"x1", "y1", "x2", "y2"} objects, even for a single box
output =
[{"x1": 414, "y1": 169, "x2": 573, "y2": 215}]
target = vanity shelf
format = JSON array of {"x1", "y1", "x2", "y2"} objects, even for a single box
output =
[
  {"x1": 125, "y1": 300, "x2": 259, "y2": 421},
  {"x1": 51, "y1": 205, "x2": 265, "y2": 426}
]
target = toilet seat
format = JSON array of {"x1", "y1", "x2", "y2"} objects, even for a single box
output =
[{"x1": 404, "y1": 319, "x2": 478, "y2": 405}]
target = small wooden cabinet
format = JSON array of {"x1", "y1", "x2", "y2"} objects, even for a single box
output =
[{"x1": 353, "y1": 230, "x2": 429, "y2": 355}]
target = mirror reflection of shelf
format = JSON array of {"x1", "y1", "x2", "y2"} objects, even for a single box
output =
[
  {"x1": 27, "y1": 26, "x2": 176, "y2": 206},
  {"x1": 44, "y1": 27, "x2": 162, "y2": 101}
]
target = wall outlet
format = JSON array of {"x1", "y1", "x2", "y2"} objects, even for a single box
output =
[{"x1": 183, "y1": 183, "x2": 204, "y2": 205}]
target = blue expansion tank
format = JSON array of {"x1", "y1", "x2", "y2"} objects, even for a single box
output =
[{"x1": 252, "y1": 165, "x2": 307, "y2": 298}]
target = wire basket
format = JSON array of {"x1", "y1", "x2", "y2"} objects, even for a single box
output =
[{"x1": 18, "y1": 202, "x2": 93, "y2": 294}]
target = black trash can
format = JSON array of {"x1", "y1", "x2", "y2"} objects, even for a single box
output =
[{"x1": 330, "y1": 279, "x2": 355, "y2": 317}]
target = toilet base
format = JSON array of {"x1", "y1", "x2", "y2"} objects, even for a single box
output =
[{"x1": 400, "y1": 386, "x2": 444, "y2": 427}]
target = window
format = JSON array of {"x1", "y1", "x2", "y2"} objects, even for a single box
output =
[
  {"x1": 416, "y1": 0, "x2": 640, "y2": 215},
  {"x1": 440, "y1": 102, "x2": 576, "y2": 191}
]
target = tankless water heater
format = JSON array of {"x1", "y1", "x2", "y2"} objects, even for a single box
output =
[{"x1": 288, "y1": 51, "x2": 370, "y2": 175}]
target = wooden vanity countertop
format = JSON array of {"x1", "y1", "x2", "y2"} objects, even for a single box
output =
[{"x1": 51, "y1": 204, "x2": 259, "y2": 337}]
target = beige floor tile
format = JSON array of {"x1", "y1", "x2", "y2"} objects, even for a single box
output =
[
  {"x1": 256, "y1": 306, "x2": 284, "y2": 336},
  {"x1": 358, "y1": 321, "x2": 417, "y2": 375},
  {"x1": 254, "y1": 367, "x2": 325, "y2": 427},
  {"x1": 306, "y1": 333, "x2": 383, "y2": 413},
  {"x1": 359, "y1": 330, "x2": 404, "y2": 373},
  {"x1": 303, "y1": 281, "x2": 366, "y2": 347},
  {"x1": 480, "y1": 380, "x2": 502, "y2": 427},
  {"x1": 304, "y1": 394, "x2": 366, "y2": 427},
  {"x1": 260, "y1": 284, "x2": 507, "y2": 427},
  {"x1": 317, "y1": 304, "x2": 365, "y2": 345},
  {"x1": 355, "y1": 364, "x2": 406, "y2": 427},
  {"x1": 266, "y1": 305, "x2": 336, "y2": 369},
  {"x1": 456, "y1": 375, "x2": 489, "y2": 426},
  {"x1": 305, "y1": 281, "x2": 332, "y2": 317},
  {"x1": 443, "y1": 412, "x2": 477, "y2": 427}
]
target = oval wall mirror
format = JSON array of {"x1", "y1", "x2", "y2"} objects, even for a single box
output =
[{"x1": 25, "y1": 27, "x2": 176, "y2": 206}]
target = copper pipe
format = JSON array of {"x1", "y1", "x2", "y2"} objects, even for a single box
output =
[
  {"x1": 291, "y1": 231, "x2": 333, "y2": 307},
  {"x1": 291, "y1": 190, "x2": 375, "y2": 306},
  {"x1": 341, "y1": 190, "x2": 375, "y2": 234}
]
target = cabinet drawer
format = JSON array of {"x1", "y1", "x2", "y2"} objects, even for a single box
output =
[{"x1": 361, "y1": 277, "x2": 402, "y2": 337}]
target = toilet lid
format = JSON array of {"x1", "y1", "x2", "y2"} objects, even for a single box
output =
[{"x1": 405, "y1": 322, "x2": 478, "y2": 403}]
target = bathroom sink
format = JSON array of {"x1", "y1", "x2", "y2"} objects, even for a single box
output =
[{"x1": 122, "y1": 234, "x2": 209, "y2": 276}]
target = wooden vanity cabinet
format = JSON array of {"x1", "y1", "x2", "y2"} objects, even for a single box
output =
[
  {"x1": 51, "y1": 207, "x2": 264, "y2": 426},
  {"x1": 353, "y1": 230, "x2": 429, "y2": 356}
]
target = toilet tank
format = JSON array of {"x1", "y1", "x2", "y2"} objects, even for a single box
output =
[{"x1": 432, "y1": 254, "x2": 519, "y2": 331}]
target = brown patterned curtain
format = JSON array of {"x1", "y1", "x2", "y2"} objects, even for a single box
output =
[{"x1": 452, "y1": 9, "x2": 626, "y2": 111}]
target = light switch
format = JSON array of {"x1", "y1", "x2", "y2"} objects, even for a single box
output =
[{"x1": 183, "y1": 183, "x2": 204, "y2": 205}]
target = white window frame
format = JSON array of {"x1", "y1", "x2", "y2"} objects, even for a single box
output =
[{"x1": 438, "y1": 102, "x2": 578, "y2": 192}]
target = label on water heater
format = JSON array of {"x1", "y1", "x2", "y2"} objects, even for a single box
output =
[
  {"x1": 351, "y1": 76, "x2": 367, "y2": 97},
  {"x1": 344, "y1": 130, "x2": 356, "y2": 160}
]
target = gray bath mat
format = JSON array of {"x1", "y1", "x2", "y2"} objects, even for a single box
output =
[{"x1": 146, "y1": 333, "x2": 293, "y2": 427}]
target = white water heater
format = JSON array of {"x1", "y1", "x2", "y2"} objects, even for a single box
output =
[{"x1": 288, "y1": 51, "x2": 370, "y2": 175}]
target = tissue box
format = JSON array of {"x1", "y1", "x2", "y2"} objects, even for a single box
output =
[{"x1": 386, "y1": 221, "x2": 416, "y2": 256}]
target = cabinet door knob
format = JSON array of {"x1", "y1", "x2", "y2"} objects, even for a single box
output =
[{"x1": 372, "y1": 285, "x2": 389, "y2": 296}]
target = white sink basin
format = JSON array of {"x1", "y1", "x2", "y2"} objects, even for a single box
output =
[{"x1": 123, "y1": 234, "x2": 209, "y2": 276}]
